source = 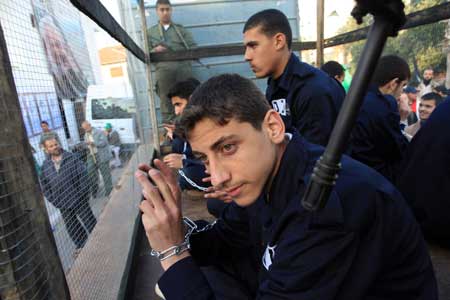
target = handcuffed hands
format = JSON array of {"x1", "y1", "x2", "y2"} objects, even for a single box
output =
[{"x1": 135, "y1": 159, "x2": 189, "y2": 270}]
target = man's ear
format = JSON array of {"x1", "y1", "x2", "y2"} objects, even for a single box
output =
[
  {"x1": 274, "y1": 33, "x2": 287, "y2": 51},
  {"x1": 388, "y1": 77, "x2": 400, "y2": 91},
  {"x1": 263, "y1": 109, "x2": 285, "y2": 144}
]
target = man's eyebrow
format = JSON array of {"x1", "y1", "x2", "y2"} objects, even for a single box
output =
[
  {"x1": 192, "y1": 135, "x2": 239, "y2": 158},
  {"x1": 210, "y1": 135, "x2": 239, "y2": 151},
  {"x1": 244, "y1": 41, "x2": 258, "y2": 47}
]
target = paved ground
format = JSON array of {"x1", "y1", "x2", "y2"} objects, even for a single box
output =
[{"x1": 130, "y1": 193, "x2": 450, "y2": 300}]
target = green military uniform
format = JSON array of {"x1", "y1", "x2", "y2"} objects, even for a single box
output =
[{"x1": 147, "y1": 22, "x2": 196, "y2": 123}]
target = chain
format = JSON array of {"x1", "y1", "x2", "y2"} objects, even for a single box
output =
[
  {"x1": 178, "y1": 169, "x2": 209, "y2": 192},
  {"x1": 148, "y1": 217, "x2": 217, "y2": 260}
]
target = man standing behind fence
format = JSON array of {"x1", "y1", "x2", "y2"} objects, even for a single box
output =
[
  {"x1": 40, "y1": 137, "x2": 97, "y2": 250},
  {"x1": 105, "y1": 123, "x2": 122, "y2": 168},
  {"x1": 82, "y1": 121, "x2": 113, "y2": 197},
  {"x1": 148, "y1": 0, "x2": 197, "y2": 124}
]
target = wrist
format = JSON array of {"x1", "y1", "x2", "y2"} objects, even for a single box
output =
[{"x1": 161, "y1": 251, "x2": 190, "y2": 271}]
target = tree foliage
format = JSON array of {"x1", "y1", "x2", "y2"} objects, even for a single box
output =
[{"x1": 338, "y1": 0, "x2": 447, "y2": 84}]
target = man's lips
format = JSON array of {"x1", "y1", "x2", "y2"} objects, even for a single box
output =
[{"x1": 225, "y1": 184, "x2": 244, "y2": 197}]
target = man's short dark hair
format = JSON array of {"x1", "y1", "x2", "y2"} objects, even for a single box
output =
[
  {"x1": 422, "y1": 92, "x2": 443, "y2": 106},
  {"x1": 167, "y1": 78, "x2": 200, "y2": 100},
  {"x1": 178, "y1": 74, "x2": 271, "y2": 139},
  {"x1": 243, "y1": 9, "x2": 292, "y2": 49},
  {"x1": 156, "y1": 0, "x2": 171, "y2": 7},
  {"x1": 371, "y1": 55, "x2": 411, "y2": 87},
  {"x1": 41, "y1": 120, "x2": 49, "y2": 125},
  {"x1": 321, "y1": 61, "x2": 345, "y2": 78},
  {"x1": 42, "y1": 136, "x2": 58, "y2": 147}
]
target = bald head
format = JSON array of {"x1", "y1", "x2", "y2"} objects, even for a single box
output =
[{"x1": 82, "y1": 121, "x2": 92, "y2": 133}]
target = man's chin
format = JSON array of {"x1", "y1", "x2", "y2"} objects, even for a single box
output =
[{"x1": 232, "y1": 195, "x2": 258, "y2": 207}]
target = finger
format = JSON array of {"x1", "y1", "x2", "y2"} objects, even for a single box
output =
[
  {"x1": 147, "y1": 168, "x2": 174, "y2": 209},
  {"x1": 135, "y1": 170, "x2": 165, "y2": 209},
  {"x1": 138, "y1": 163, "x2": 151, "y2": 173},
  {"x1": 139, "y1": 197, "x2": 155, "y2": 215},
  {"x1": 202, "y1": 176, "x2": 211, "y2": 183},
  {"x1": 154, "y1": 159, "x2": 179, "y2": 190},
  {"x1": 204, "y1": 190, "x2": 228, "y2": 199},
  {"x1": 153, "y1": 159, "x2": 181, "y2": 208}
]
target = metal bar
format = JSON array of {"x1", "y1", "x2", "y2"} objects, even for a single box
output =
[
  {"x1": 316, "y1": 0, "x2": 324, "y2": 67},
  {"x1": 138, "y1": 0, "x2": 161, "y2": 154},
  {"x1": 69, "y1": 0, "x2": 146, "y2": 63},
  {"x1": 182, "y1": 17, "x2": 297, "y2": 29},
  {"x1": 149, "y1": 2, "x2": 450, "y2": 62},
  {"x1": 301, "y1": 18, "x2": 394, "y2": 211},
  {"x1": 295, "y1": 0, "x2": 302, "y2": 61}
]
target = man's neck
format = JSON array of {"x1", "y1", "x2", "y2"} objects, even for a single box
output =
[
  {"x1": 160, "y1": 20, "x2": 171, "y2": 26},
  {"x1": 51, "y1": 154, "x2": 62, "y2": 161},
  {"x1": 272, "y1": 51, "x2": 292, "y2": 80},
  {"x1": 265, "y1": 137, "x2": 289, "y2": 193},
  {"x1": 378, "y1": 86, "x2": 392, "y2": 96}
]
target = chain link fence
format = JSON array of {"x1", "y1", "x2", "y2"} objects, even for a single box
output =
[{"x1": 0, "y1": 0, "x2": 156, "y2": 298}]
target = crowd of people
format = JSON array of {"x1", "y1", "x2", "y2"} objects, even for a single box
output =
[
  {"x1": 136, "y1": 1, "x2": 450, "y2": 299},
  {"x1": 37, "y1": 119, "x2": 124, "y2": 254}
]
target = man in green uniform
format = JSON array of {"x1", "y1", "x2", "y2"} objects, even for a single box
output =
[{"x1": 147, "y1": 0, "x2": 197, "y2": 124}]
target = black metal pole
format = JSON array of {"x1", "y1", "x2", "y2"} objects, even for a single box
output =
[{"x1": 301, "y1": 0, "x2": 406, "y2": 211}]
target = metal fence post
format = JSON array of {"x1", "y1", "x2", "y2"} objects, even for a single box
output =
[
  {"x1": 316, "y1": 0, "x2": 325, "y2": 67},
  {"x1": 0, "y1": 22, "x2": 70, "y2": 300},
  {"x1": 138, "y1": 0, "x2": 161, "y2": 154}
]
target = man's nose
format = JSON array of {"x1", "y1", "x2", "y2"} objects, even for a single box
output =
[
  {"x1": 209, "y1": 160, "x2": 231, "y2": 188},
  {"x1": 244, "y1": 48, "x2": 252, "y2": 61}
]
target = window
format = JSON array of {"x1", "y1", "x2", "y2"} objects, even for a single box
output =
[
  {"x1": 17, "y1": 93, "x2": 64, "y2": 137},
  {"x1": 110, "y1": 66, "x2": 123, "y2": 78},
  {"x1": 91, "y1": 98, "x2": 136, "y2": 120}
]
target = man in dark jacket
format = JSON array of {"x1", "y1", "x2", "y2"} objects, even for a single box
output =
[
  {"x1": 135, "y1": 74, "x2": 437, "y2": 300},
  {"x1": 397, "y1": 99, "x2": 450, "y2": 244},
  {"x1": 40, "y1": 137, "x2": 97, "y2": 249},
  {"x1": 243, "y1": 9, "x2": 345, "y2": 146},
  {"x1": 350, "y1": 55, "x2": 409, "y2": 182}
]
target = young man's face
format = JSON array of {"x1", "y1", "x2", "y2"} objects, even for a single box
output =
[
  {"x1": 419, "y1": 99, "x2": 436, "y2": 121},
  {"x1": 171, "y1": 96, "x2": 188, "y2": 116},
  {"x1": 189, "y1": 113, "x2": 284, "y2": 207},
  {"x1": 44, "y1": 139, "x2": 62, "y2": 156},
  {"x1": 244, "y1": 26, "x2": 281, "y2": 78},
  {"x1": 156, "y1": 4, "x2": 172, "y2": 25}
]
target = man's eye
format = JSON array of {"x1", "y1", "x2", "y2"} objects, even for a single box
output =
[{"x1": 222, "y1": 144, "x2": 236, "y2": 154}]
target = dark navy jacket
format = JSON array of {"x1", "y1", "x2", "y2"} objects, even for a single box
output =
[
  {"x1": 172, "y1": 136, "x2": 210, "y2": 191},
  {"x1": 40, "y1": 151, "x2": 89, "y2": 209},
  {"x1": 350, "y1": 86, "x2": 408, "y2": 182},
  {"x1": 397, "y1": 100, "x2": 450, "y2": 241},
  {"x1": 266, "y1": 53, "x2": 345, "y2": 146},
  {"x1": 159, "y1": 132, "x2": 437, "y2": 299}
]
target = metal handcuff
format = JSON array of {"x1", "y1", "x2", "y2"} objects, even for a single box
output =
[{"x1": 149, "y1": 217, "x2": 217, "y2": 261}]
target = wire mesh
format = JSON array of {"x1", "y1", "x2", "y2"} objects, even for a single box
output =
[{"x1": 0, "y1": 0, "x2": 155, "y2": 298}]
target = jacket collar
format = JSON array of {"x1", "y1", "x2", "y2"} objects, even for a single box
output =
[
  {"x1": 267, "y1": 53, "x2": 315, "y2": 93},
  {"x1": 250, "y1": 131, "x2": 344, "y2": 226}
]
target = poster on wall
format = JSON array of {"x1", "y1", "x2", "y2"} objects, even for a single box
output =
[{"x1": 31, "y1": 0, "x2": 89, "y2": 99}]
